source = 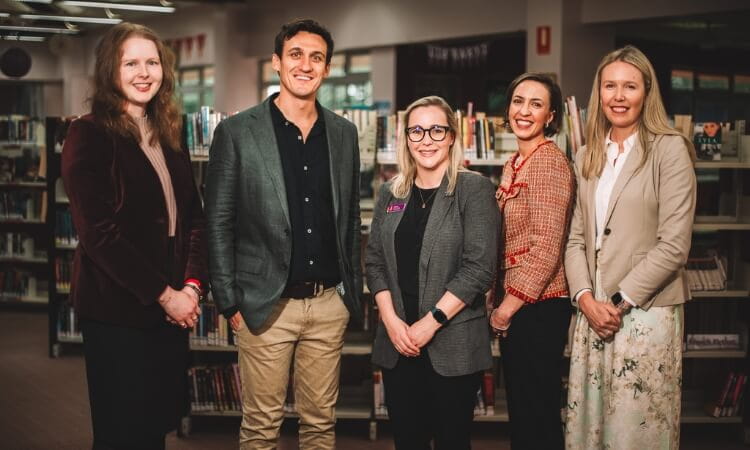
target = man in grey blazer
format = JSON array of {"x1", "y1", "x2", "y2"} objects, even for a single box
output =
[{"x1": 205, "y1": 19, "x2": 362, "y2": 450}]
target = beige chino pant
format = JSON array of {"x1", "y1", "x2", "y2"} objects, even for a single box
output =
[{"x1": 235, "y1": 287, "x2": 349, "y2": 450}]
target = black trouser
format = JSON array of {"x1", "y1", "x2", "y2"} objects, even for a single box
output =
[
  {"x1": 81, "y1": 318, "x2": 188, "y2": 450},
  {"x1": 500, "y1": 296, "x2": 572, "y2": 450},
  {"x1": 382, "y1": 352, "x2": 482, "y2": 450}
]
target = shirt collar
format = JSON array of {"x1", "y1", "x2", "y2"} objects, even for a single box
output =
[
  {"x1": 605, "y1": 130, "x2": 637, "y2": 162},
  {"x1": 268, "y1": 92, "x2": 325, "y2": 131}
]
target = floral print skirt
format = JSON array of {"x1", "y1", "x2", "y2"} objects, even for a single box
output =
[{"x1": 565, "y1": 268, "x2": 683, "y2": 450}]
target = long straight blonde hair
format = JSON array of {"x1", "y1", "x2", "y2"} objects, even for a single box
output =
[
  {"x1": 390, "y1": 96, "x2": 466, "y2": 198},
  {"x1": 582, "y1": 45, "x2": 695, "y2": 179}
]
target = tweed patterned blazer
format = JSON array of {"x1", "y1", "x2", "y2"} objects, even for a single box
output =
[{"x1": 495, "y1": 141, "x2": 575, "y2": 303}]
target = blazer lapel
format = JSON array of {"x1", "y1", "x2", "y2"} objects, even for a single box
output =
[
  {"x1": 383, "y1": 191, "x2": 410, "y2": 318},
  {"x1": 419, "y1": 176, "x2": 454, "y2": 281},
  {"x1": 603, "y1": 136, "x2": 646, "y2": 227},
  {"x1": 248, "y1": 99, "x2": 290, "y2": 227},
  {"x1": 324, "y1": 109, "x2": 342, "y2": 221}
]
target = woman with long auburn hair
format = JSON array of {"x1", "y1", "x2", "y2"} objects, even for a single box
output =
[
  {"x1": 62, "y1": 22, "x2": 207, "y2": 449},
  {"x1": 564, "y1": 45, "x2": 696, "y2": 449}
]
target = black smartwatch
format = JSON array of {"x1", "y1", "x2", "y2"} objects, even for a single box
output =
[
  {"x1": 430, "y1": 307, "x2": 448, "y2": 325},
  {"x1": 610, "y1": 292, "x2": 623, "y2": 306}
]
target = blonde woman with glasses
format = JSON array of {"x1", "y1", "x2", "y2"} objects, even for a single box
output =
[
  {"x1": 565, "y1": 46, "x2": 696, "y2": 449},
  {"x1": 366, "y1": 96, "x2": 500, "y2": 449}
]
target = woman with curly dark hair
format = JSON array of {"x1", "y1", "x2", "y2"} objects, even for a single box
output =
[{"x1": 62, "y1": 22, "x2": 207, "y2": 449}]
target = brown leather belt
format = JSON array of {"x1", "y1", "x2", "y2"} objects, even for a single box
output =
[{"x1": 281, "y1": 281, "x2": 338, "y2": 299}]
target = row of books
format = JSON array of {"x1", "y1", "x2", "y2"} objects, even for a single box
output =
[
  {"x1": 0, "y1": 232, "x2": 45, "y2": 260},
  {"x1": 188, "y1": 364, "x2": 242, "y2": 412},
  {"x1": 183, "y1": 107, "x2": 227, "y2": 157},
  {"x1": 0, "y1": 148, "x2": 46, "y2": 183},
  {"x1": 57, "y1": 302, "x2": 81, "y2": 339},
  {"x1": 55, "y1": 254, "x2": 73, "y2": 291},
  {"x1": 55, "y1": 209, "x2": 78, "y2": 246},
  {"x1": 0, "y1": 116, "x2": 45, "y2": 145},
  {"x1": 373, "y1": 369, "x2": 497, "y2": 417},
  {"x1": 0, "y1": 191, "x2": 46, "y2": 222},
  {"x1": 685, "y1": 253, "x2": 727, "y2": 291},
  {"x1": 0, "y1": 269, "x2": 46, "y2": 299},
  {"x1": 706, "y1": 371, "x2": 747, "y2": 417},
  {"x1": 563, "y1": 96, "x2": 586, "y2": 158},
  {"x1": 189, "y1": 302, "x2": 236, "y2": 347}
]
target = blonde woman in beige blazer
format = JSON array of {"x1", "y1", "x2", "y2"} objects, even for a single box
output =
[{"x1": 564, "y1": 46, "x2": 696, "y2": 450}]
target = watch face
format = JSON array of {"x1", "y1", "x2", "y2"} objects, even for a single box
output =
[
  {"x1": 611, "y1": 292, "x2": 623, "y2": 305},
  {"x1": 432, "y1": 307, "x2": 447, "y2": 324}
]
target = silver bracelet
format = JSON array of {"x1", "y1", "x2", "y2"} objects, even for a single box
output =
[{"x1": 183, "y1": 283, "x2": 203, "y2": 302}]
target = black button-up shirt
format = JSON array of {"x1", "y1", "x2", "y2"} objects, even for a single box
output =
[{"x1": 269, "y1": 96, "x2": 340, "y2": 285}]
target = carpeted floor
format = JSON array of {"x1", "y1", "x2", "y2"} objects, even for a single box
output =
[{"x1": 0, "y1": 310, "x2": 745, "y2": 449}]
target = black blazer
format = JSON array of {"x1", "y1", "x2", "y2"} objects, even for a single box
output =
[
  {"x1": 62, "y1": 114, "x2": 208, "y2": 328},
  {"x1": 205, "y1": 97, "x2": 362, "y2": 331}
]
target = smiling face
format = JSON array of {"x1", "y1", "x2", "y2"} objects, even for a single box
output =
[
  {"x1": 600, "y1": 60, "x2": 645, "y2": 138},
  {"x1": 508, "y1": 80, "x2": 553, "y2": 144},
  {"x1": 406, "y1": 105, "x2": 455, "y2": 176},
  {"x1": 118, "y1": 36, "x2": 162, "y2": 117},
  {"x1": 272, "y1": 31, "x2": 330, "y2": 101}
]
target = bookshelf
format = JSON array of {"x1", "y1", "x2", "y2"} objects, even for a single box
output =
[
  {"x1": 0, "y1": 116, "x2": 51, "y2": 310},
  {"x1": 683, "y1": 158, "x2": 750, "y2": 430},
  {"x1": 46, "y1": 117, "x2": 80, "y2": 358}
]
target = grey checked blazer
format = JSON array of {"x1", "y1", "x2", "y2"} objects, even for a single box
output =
[
  {"x1": 366, "y1": 171, "x2": 500, "y2": 376},
  {"x1": 205, "y1": 97, "x2": 362, "y2": 331}
]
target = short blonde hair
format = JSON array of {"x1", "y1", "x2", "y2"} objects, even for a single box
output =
[
  {"x1": 390, "y1": 96, "x2": 466, "y2": 198},
  {"x1": 582, "y1": 45, "x2": 695, "y2": 179}
]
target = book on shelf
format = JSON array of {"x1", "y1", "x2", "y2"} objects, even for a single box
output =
[
  {"x1": 0, "y1": 116, "x2": 45, "y2": 145},
  {"x1": 57, "y1": 301, "x2": 81, "y2": 339},
  {"x1": 705, "y1": 372, "x2": 747, "y2": 417},
  {"x1": 482, "y1": 370, "x2": 495, "y2": 416},
  {"x1": 693, "y1": 122, "x2": 727, "y2": 161},
  {"x1": 55, "y1": 254, "x2": 73, "y2": 291},
  {"x1": 372, "y1": 369, "x2": 387, "y2": 416},
  {"x1": 183, "y1": 107, "x2": 227, "y2": 157},
  {"x1": 685, "y1": 334, "x2": 741, "y2": 350},
  {"x1": 55, "y1": 209, "x2": 78, "y2": 246}
]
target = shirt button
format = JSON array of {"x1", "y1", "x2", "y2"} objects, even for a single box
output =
[
  {"x1": 604, "y1": 228, "x2": 611, "y2": 235},
  {"x1": 303, "y1": 165, "x2": 308, "y2": 171},
  {"x1": 307, "y1": 228, "x2": 312, "y2": 234},
  {"x1": 309, "y1": 260, "x2": 314, "y2": 265},
  {"x1": 285, "y1": 121, "x2": 289, "y2": 126},
  {"x1": 297, "y1": 135, "x2": 302, "y2": 141},
  {"x1": 304, "y1": 197, "x2": 310, "y2": 202}
]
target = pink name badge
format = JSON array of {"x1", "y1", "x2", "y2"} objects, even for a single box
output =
[{"x1": 387, "y1": 203, "x2": 406, "y2": 213}]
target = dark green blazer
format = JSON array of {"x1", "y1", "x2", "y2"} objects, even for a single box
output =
[{"x1": 205, "y1": 97, "x2": 362, "y2": 331}]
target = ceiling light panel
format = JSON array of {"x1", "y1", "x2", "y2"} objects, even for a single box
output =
[
  {"x1": 59, "y1": 1, "x2": 176, "y2": 13},
  {"x1": 19, "y1": 14, "x2": 122, "y2": 24},
  {"x1": 0, "y1": 25, "x2": 79, "y2": 34}
]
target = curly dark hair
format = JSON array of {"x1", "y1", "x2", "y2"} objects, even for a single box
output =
[
  {"x1": 91, "y1": 22, "x2": 182, "y2": 151},
  {"x1": 274, "y1": 18, "x2": 334, "y2": 64}
]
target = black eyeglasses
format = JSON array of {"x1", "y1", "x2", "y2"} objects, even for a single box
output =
[{"x1": 405, "y1": 125, "x2": 452, "y2": 142}]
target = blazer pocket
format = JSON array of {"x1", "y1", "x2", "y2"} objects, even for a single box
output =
[
  {"x1": 235, "y1": 252, "x2": 265, "y2": 275},
  {"x1": 500, "y1": 247, "x2": 529, "y2": 270}
]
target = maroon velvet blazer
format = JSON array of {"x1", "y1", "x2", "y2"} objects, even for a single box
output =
[{"x1": 62, "y1": 114, "x2": 207, "y2": 328}]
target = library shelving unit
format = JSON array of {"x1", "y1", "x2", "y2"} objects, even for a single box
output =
[
  {"x1": 45, "y1": 117, "x2": 81, "y2": 358},
  {"x1": 681, "y1": 158, "x2": 750, "y2": 432},
  {"x1": 0, "y1": 116, "x2": 52, "y2": 310}
]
